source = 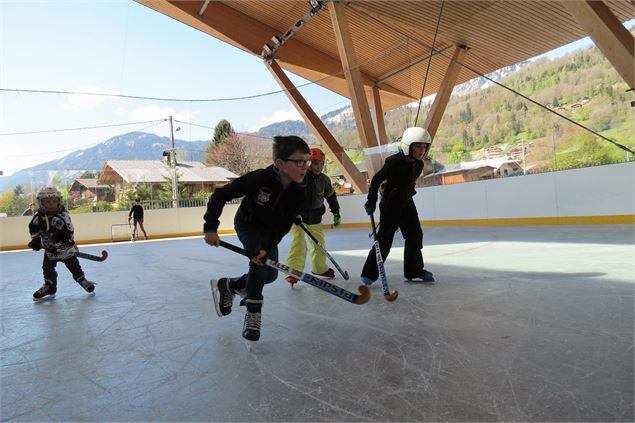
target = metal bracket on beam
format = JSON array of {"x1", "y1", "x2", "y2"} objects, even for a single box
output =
[{"x1": 261, "y1": 0, "x2": 328, "y2": 60}]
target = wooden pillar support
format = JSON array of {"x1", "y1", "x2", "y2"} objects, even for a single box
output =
[
  {"x1": 265, "y1": 59, "x2": 368, "y2": 193},
  {"x1": 329, "y1": 1, "x2": 382, "y2": 177},
  {"x1": 561, "y1": 0, "x2": 634, "y2": 89},
  {"x1": 423, "y1": 45, "x2": 469, "y2": 140},
  {"x1": 370, "y1": 85, "x2": 389, "y2": 145}
]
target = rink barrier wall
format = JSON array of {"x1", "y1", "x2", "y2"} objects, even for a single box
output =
[{"x1": 1, "y1": 162, "x2": 632, "y2": 252}]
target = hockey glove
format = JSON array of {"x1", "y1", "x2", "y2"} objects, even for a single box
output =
[
  {"x1": 293, "y1": 215, "x2": 303, "y2": 225},
  {"x1": 364, "y1": 201, "x2": 376, "y2": 216},
  {"x1": 28, "y1": 237, "x2": 43, "y2": 251},
  {"x1": 333, "y1": 212, "x2": 341, "y2": 226}
]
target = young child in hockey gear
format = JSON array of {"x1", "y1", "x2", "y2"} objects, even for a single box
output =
[
  {"x1": 28, "y1": 187, "x2": 95, "y2": 301},
  {"x1": 204, "y1": 135, "x2": 310, "y2": 342},
  {"x1": 128, "y1": 198, "x2": 147, "y2": 240},
  {"x1": 361, "y1": 127, "x2": 435, "y2": 285},
  {"x1": 285, "y1": 147, "x2": 341, "y2": 285}
]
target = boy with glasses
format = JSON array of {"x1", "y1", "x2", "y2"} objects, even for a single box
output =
[{"x1": 204, "y1": 135, "x2": 311, "y2": 343}]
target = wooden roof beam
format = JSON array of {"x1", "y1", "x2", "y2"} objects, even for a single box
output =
[
  {"x1": 376, "y1": 45, "x2": 453, "y2": 86},
  {"x1": 265, "y1": 59, "x2": 368, "y2": 194},
  {"x1": 329, "y1": 1, "x2": 383, "y2": 177},
  {"x1": 561, "y1": 0, "x2": 634, "y2": 89},
  {"x1": 370, "y1": 85, "x2": 389, "y2": 146},
  {"x1": 423, "y1": 45, "x2": 469, "y2": 140}
]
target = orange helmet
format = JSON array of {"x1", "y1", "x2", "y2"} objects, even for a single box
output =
[{"x1": 310, "y1": 147, "x2": 325, "y2": 162}]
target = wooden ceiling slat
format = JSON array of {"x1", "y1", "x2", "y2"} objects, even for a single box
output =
[{"x1": 137, "y1": 0, "x2": 635, "y2": 111}]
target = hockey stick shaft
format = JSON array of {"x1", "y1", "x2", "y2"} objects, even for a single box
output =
[
  {"x1": 76, "y1": 250, "x2": 108, "y2": 262},
  {"x1": 219, "y1": 240, "x2": 368, "y2": 304},
  {"x1": 298, "y1": 223, "x2": 349, "y2": 279},
  {"x1": 370, "y1": 214, "x2": 393, "y2": 297}
]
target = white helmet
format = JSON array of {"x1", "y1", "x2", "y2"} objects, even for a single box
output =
[
  {"x1": 399, "y1": 127, "x2": 431, "y2": 156},
  {"x1": 37, "y1": 186, "x2": 61, "y2": 205}
]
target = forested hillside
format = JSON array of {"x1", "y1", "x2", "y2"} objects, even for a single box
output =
[{"x1": 378, "y1": 44, "x2": 634, "y2": 170}]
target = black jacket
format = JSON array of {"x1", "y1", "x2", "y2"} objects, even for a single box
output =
[
  {"x1": 204, "y1": 165, "x2": 305, "y2": 252},
  {"x1": 28, "y1": 207, "x2": 78, "y2": 260},
  {"x1": 300, "y1": 171, "x2": 340, "y2": 225},
  {"x1": 129, "y1": 204, "x2": 144, "y2": 219},
  {"x1": 367, "y1": 152, "x2": 424, "y2": 207}
]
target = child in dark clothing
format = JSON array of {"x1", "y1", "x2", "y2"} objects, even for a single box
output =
[
  {"x1": 28, "y1": 187, "x2": 95, "y2": 301},
  {"x1": 204, "y1": 135, "x2": 310, "y2": 342},
  {"x1": 361, "y1": 127, "x2": 435, "y2": 285},
  {"x1": 128, "y1": 198, "x2": 148, "y2": 240},
  {"x1": 285, "y1": 147, "x2": 341, "y2": 285}
]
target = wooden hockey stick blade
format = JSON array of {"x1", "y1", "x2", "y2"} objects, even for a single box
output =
[
  {"x1": 76, "y1": 250, "x2": 108, "y2": 262},
  {"x1": 384, "y1": 290, "x2": 399, "y2": 302}
]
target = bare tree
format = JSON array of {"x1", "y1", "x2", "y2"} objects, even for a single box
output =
[{"x1": 206, "y1": 133, "x2": 252, "y2": 176}]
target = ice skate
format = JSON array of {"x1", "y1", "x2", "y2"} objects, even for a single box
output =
[
  {"x1": 77, "y1": 278, "x2": 96, "y2": 293},
  {"x1": 312, "y1": 268, "x2": 335, "y2": 279},
  {"x1": 361, "y1": 276, "x2": 375, "y2": 286},
  {"x1": 242, "y1": 299, "x2": 262, "y2": 344},
  {"x1": 33, "y1": 282, "x2": 57, "y2": 301},
  {"x1": 407, "y1": 270, "x2": 435, "y2": 283},
  {"x1": 211, "y1": 278, "x2": 234, "y2": 317}
]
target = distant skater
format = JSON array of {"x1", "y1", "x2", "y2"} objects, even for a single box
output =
[
  {"x1": 204, "y1": 135, "x2": 310, "y2": 342},
  {"x1": 285, "y1": 147, "x2": 341, "y2": 285},
  {"x1": 361, "y1": 127, "x2": 435, "y2": 285},
  {"x1": 28, "y1": 187, "x2": 95, "y2": 301},
  {"x1": 128, "y1": 198, "x2": 148, "y2": 240}
]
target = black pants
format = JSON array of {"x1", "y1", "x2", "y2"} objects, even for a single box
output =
[
  {"x1": 361, "y1": 199, "x2": 424, "y2": 280},
  {"x1": 42, "y1": 254, "x2": 86, "y2": 285},
  {"x1": 228, "y1": 224, "x2": 279, "y2": 303}
]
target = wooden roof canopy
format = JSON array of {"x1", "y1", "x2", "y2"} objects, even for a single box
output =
[
  {"x1": 135, "y1": 0, "x2": 634, "y2": 191},
  {"x1": 136, "y1": 0, "x2": 633, "y2": 109}
]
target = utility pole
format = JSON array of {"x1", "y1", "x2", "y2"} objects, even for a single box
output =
[
  {"x1": 521, "y1": 139, "x2": 527, "y2": 175},
  {"x1": 168, "y1": 116, "x2": 179, "y2": 208}
]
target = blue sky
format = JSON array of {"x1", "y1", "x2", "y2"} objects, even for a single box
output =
[{"x1": 0, "y1": 1, "x2": 632, "y2": 176}]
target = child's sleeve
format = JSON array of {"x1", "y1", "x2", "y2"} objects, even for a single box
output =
[
  {"x1": 367, "y1": 162, "x2": 389, "y2": 205},
  {"x1": 28, "y1": 214, "x2": 41, "y2": 237},
  {"x1": 203, "y1": 172, "x2": 251, "y2": 233},
  {"x1": 324, "y1": 176, "x2": 340, "y2": 213}
]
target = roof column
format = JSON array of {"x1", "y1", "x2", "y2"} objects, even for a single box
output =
[
  {"x1": 370, "y1": 85, "x2": 389, "y2": 146},
  {"x1": 328, "y1": 1, "x2": 383, "y2": 179},
  {"x1": 561, "y1": 0, "x2": 634, "y2": 89},
  {"x1": 264, "y1": 59, "x2": 368, "y2": 193}
]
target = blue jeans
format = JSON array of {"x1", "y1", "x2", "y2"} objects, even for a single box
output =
[{"x1": 232, "y1": 224, "x2": 279, "y2": 301}]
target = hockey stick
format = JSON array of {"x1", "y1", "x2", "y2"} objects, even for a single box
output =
[
  {"x1": 368, "y1": 222, "x2": 379, "y2": 238},
  {"x1": 298, "y1": 223, "x2": 349, "y2": 280},
  {"x1": 219, "y1": 240, "x2": 369, "y2": 305},
  {"x1": 369, "y1": 214, "x2": 398, "y2": 301},
  {"x1": 75, "y1": 250, "x2": 108, "y2": 262}
]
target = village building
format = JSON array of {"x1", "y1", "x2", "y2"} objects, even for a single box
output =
[{"x1": 97, "y1": 160, "x2": 238, "y2": 200}]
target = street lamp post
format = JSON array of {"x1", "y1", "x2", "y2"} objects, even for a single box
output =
[{"x1": 168, "y1": 116, "x2": 179, "y2": 208}]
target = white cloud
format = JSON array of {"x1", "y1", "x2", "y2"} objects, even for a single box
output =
[
  {"x1": 57, "y1": 85, "x2": 115, "y2": 110},
  {"x1": 128, "y1": 105, "x2": 199, "y2": 122},
  {"x1": 250, "y1": 109, "x2": 302, "y2": 132}
]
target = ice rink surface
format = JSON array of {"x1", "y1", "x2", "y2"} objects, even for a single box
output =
[{"x1": 1, "y1": 225, "x2": 633, "y2": 422}]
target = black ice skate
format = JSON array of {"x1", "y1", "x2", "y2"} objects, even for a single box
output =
[
  {"x1": 33, "y1": 282, "x2": 57, "y2": 301},
  {"x1": 211, "y1": 278, "x2": 235, "y2": 316},
  {"x1": 242, "y1": 299, "x2": 263, "y2": 345},
  {"x1": 77, "y1": 278, "x2": 95, "y2": 293}
]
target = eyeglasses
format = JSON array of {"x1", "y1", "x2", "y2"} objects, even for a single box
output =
[{"x1": 283, "y1": 158, "x2": 312, "y2": 167}]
